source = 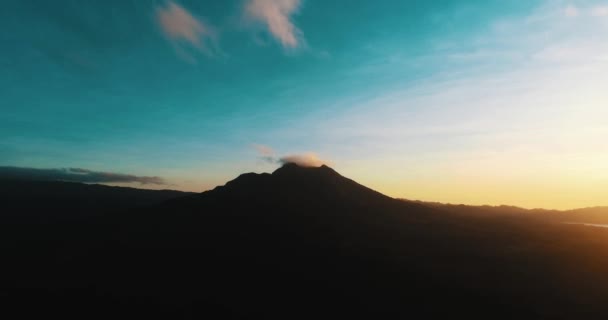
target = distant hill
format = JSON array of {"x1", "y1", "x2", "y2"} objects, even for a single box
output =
[
  {"x1": 560, "y1": 206, "x2": 608, "y2": 224},
  {"x1": 406, "y1": 199, "x2": 608, "y2": 224},
  {"x1": 3, "y1": 164, "x2": 608, "y2": 319},
  {"x1": 0, "y1": 178, "x2": 191, "y2": 221}
]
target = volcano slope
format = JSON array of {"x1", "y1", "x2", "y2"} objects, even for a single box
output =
[{"x1": 3, "y1": 163, "x2": 608, "y2": 319}]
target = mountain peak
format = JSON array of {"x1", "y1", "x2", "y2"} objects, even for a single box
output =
[
  {"x1": 272, "y1": 162, "x2": 340, "y2": 177},
  {"x1": 162, "y1": 161, "x2": 419, "y2": 222}
]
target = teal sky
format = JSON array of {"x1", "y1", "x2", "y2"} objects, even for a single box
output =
[{"x1": 1, "y1": 0, "x2": 607, "y2": 209}]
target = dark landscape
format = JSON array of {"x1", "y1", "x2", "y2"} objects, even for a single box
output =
[
  {"x1": 3, "y1": 1, "x2": 608, "y2": 318},
  {"x1": 2, "y1": 163, "x2": 608, "y2": 319}
]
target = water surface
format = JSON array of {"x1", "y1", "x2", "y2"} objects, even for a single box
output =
[{"x1": 563, "y1": 222, "x2": 608, "y2": 228}]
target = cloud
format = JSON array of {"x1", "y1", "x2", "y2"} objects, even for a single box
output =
[
  {"x1": 252, "y1": 145, "x2": 329, "y2": 167},
  {"x1": 591, "y1": 6, "x2": 608, "y2": 17},
  {"x1": 0, "y1": 166, "x2": 167, "y2": 185},
  {"x1": 253, "y1": 144, "x2": 275, "y2": 157},
  {"x1": 245, "y1": 0, "x2": 302, "y2": 48},
  {"x1": 253, "y1": 144, "x2": 277, "y2": 163},
  {"x1": 156, "y1": 1, "x2": 216, "y2": 60},
  {"x1": 279, "y1": 153, "x2": 327, "y2": 167},
  {"x1": 564, "y1": 5, "x2": 580, "y2": 17},
  {"x1": 563, "y1": 4, "x2": 608, "y2": 18}
]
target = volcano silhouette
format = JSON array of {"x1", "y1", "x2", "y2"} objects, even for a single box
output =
[
  {"x1": 166, "y1": 162, "x2": 424, "y2": 215},
  {"x1": 3, "y1": 163, "x2": 608, "y2": 319}
]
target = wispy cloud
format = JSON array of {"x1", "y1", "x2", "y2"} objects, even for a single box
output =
[
  {"x1": 253, "y1": 144, "x2": 276, "y2": 163},
  {"x1": 562, "y1": 4, "x2": 608, "y2": 18},
  {"x1": 155, "y1": 1, "x2": 216, "y2": 61},
  {"x1": 564, "y1": 5, "x2": 580, "y2": 17},
  {"x1": 591, "y1": 5, "x2": 608, "y2": 17},
  {"x1": 253, "y1": 144, "x2": 275, "y2": 157},
  {"x1": 0, "y1": 166, "x2": 167, "y2": 185},
  {"x1": 244, "y1": 0, "x2": 302, "y2": 48},
  {"x1": 278, "y1": 0, "x2": 608, "y2": 208}
]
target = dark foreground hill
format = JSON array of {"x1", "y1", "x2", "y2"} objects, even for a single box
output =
[
  {"x1": 414, "y1": 200, "x2": 608, "y2": 224},
  {"x1": 2, "y1": 164, "x2": 608, "y2": 319},
  {"x1": 0, "y1": 178, "x2": 190, "y2": 221}
]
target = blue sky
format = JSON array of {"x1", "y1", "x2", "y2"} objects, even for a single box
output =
[{"x1": 1, "y1": 0, "x2": 607, "y2": 209}]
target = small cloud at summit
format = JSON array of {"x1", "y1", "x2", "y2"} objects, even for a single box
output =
[
  {"x1": 279, "y1": 153, "x2": 328, "y2": 167},
  {"x1": 253, "y1": 145, "x2": 329, "y2": 167}
]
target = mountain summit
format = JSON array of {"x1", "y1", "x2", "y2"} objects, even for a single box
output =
[
  {"x1": 167, "y1": 163, "x2": 415, "y2": 215},
  {"x1": 272, "y1": 162, "x2": 337, "y2": 175}
]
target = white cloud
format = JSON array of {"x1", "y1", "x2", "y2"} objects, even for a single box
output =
[
  {"x1": 253, "y1": 144, "x2": 276, "y2": 163},
  {"x1": 253, "y1": 144, "x2": 275, "y2": 157},
  {"x1": 266, "y1": 1, "x2": 608, "y2": 206},
  {"x1": 563, "y1": 4, "x2": 608, "y2": 18},
  {"x1": 279, "y1": 153, "x2": 327, "y2": 167},
  {"x1": 564, "y1": 5, "x2": 580, "y2": 17},
  {"x1": 591, "y1": 5, "x2": 608, "y2": 17},
  {"x1": 156, "y1": 1, "x2": 216, "y2": 60},
  {"x1": 245, "y1": 0, "x2": 302, "y2": 48},
  {"x1": 252, "y1": 145, "x2": 329, "y2": 167}
]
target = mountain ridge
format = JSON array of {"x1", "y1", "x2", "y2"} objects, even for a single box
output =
[
  {"x1": 3, "y1": 163, "x2": 608, "y2": 319},
  {"x1": 162, "y1": 163, "x2": 423, "y2": 219}
]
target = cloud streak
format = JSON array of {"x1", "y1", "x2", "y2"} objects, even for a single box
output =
[
  {"x1": 156, "y1": 1, "x2": 216, "y2": 60},
  {"x1": 564, "y1": 5, "x2": 579, "y2": 17},
  {"x1": 562, "y1": 4, "x2": 608, "y2": 18},
  {"x1": 245, "y1": 0, "x2": 302, "y2": 48},
  {"x1": 591, "y1": 6, "x2": 608, "y2": 17},
  {"x1": 0, "y1": 166, "x2": 167, "y2": 185},
  {"x1": 253, "y1": 144, "x2": 276, "y2": 163}
]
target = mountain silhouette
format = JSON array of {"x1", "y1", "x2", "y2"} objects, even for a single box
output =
[
  {"x1": 3, "y1": 163, "x2": 608, "y2": 319},
  {"x1": 164, "y1": 163, "x2": 427, "y2": 221},
  {"x1": 171, "y1": 163, "x2": 396, "y2": 206},
  {"x1": 0, "y1": 178, "x2": 191, "y2": 222}
]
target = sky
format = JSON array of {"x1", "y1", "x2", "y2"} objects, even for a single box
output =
[{"x1": 1, "y1": 0, "x2": 607, "y2": 209}]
